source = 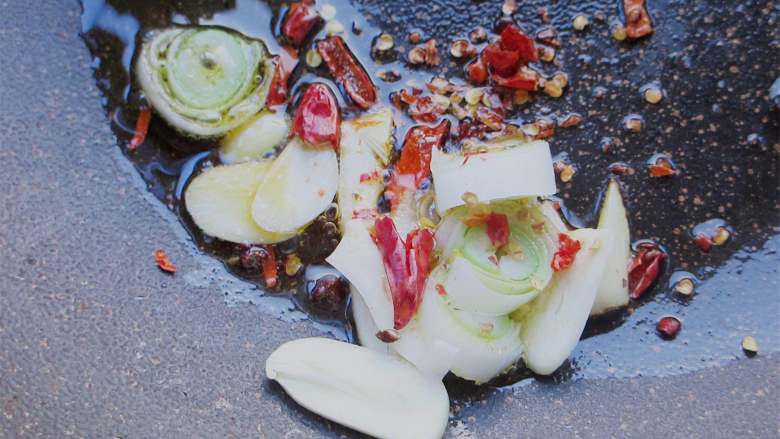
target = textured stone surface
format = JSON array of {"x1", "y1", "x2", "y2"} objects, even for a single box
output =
[{"x1": 0, "y1": 1, "x2": 777, "y2": 438}]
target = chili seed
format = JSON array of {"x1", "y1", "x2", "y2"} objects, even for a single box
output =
[
  {"x1": 673, "y1": 277, "x2": 695, "y2": 297},
  {"x1": 514, "y1": 89, "x2": 531, "y2": 105},
  {"x1": 501, "y1": 0, "x2": 518, "y2": 16},
  {"x1": 560, "y1": 164, "x2": 575, "y2": 183},
  {"x1": 713, "y1": 227, "x2": 731, "y2": 245},
  {"x1": 623, "y1": 114, "x2": 644, "y2": 132},
  {"x1": 741, "y1": 335, "x2": 758, "y2": 356},
  {"x1": 656, "y1": 316, "x2": 681, "y2": 339},
  {"x1": 469, "y1": 27, "x2": 488, "y2": 44},
  {"x1": 544, "y1": 81, "x2": 563, "y2": 98},
  {"x1": 539, "y1": 46, "x2": 556, "y2": 62},
  {"x1": 644, "y1": 86, "x2": 664, "y2": 104},
  {"x1": 693, "y1": 233, "x2": 713, "y2": 252},
  {"x1": 558, "y1": 113, "x2": 583, "y2": 128},
  {"x1": 284, "y1": 254, "x2": 303, "y2": 276},
  {"x1": 408, "y1": 46, "x2": 426, "y2": 64},
  {"x1": 573, "y1": 14, "x2": 590, "y2": 31},
  {"x1": 377, "y1": 70, "x2": 401, "y2": 82},
  {"x1": 375, "y1": 329, "x2": 401, "y2": 343},
  {"x1": 450, "y1": 39, "x2": 476, "y2": 59},
  {"x1": 465, "y1": 88, "x2": 484, "y2": 105},
  {"x1": 552, "y1": 72, "x2": 569, "y2": 88},
  {"x1": 432, "y1": 95, "x2": 451, "y2": 111},
  {"x1": 326, "y1": 20, "x2": 345, "y2": 35},
  {"x1": 408, "y1": 31, "x2": 422, "y2": 44},
  {"x1": 611, "y1": 22, "x2": 627, "y2": 41},
  {"x1": 305, "y1": 48, "x2": 323, "y2": 68},
  {"x1": 320, "y1": 4, "x2": 337, "y2": 20},
  {"x1": 373, "y1": 33, "x2": 394, "y2": 52}
]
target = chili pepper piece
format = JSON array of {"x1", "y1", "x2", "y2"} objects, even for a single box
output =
[
  {"x1": 282, "y1": 2, "x2": 323, "y2": 46},
  {"x1": 491, "y1": 66, "x2": 539, "y2": 90},
  {"x1": 395, "y1": 120, "x2": 450, "y2": 187},
  {"x1": 550, "y1": 233, "x2": 581, "y2": 272},
  {"x1": 408, "y1": 96, "x2": 446, "y2": 123},
  {"x1": 693, "y1": 233, "x2": 713, "y2": 252},
  {"x1": 499, "y1": 24, "x2": 538, "y2": 63},
  {"x1": 292, "y1": 83, "x2": 341, "y2": 150},
  {"x1": 483, "y1": 44, "x2": 521, "y2": 77},
  {"x1": 373, "y1": 217, "x2": 435, "y2": 330},
  {"x1": 317, "y1": 36, "x2": 377, "y2": 109},
  {"x1": 154, "y1": 249, "x2": 177, "y2": 273},
  {"x1": 466, "y1": 58, "x2": 488, "y2": 85},
  {"x1": 128, "y1": 107, "x2": 151, "y2": 152},
  {"x1": 485, "y1": 213, "x2": 510, "y2": 249},
  {"x1": 656, "y1": 316, "x2": 681, "y2": 339},
  {"x1": 267, "y1": 46, "x2": 299, "y2": 106},
  {"x1": 628, "y1": 242, "x2": 667, "y2": 299},
  {"x1": 623, "y1": 0, "x2": 653, "y2": 39}
]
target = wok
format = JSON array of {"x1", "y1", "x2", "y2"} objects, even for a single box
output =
[{"x1": 0, "y1": 0, "x2": 778, "y2": 437}]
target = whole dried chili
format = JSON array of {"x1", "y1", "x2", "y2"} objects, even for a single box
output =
[
  {"x1": 128, "y1": 107, "x2": 151, "y2": 152},
  {"x1": 628, "y1": 242, "x2": 667, "y2": 299},
  {"x1": 292, "y1": 83, "x2": 341, "y2": 149},
  {"x1": 373, "y1": 216, "x2": 435, "y2": 330},
  {"x1": 317, "y1": 36, "x2": 377, "y2": 110},
  {"x1": 154, "y1": 249, "x2": 176, "y2": 273},
  {"x1": 550, "y1": 233, "x2": 581, "y2": 272},
  {"x1": 623, "y1": 0, "x2": 653, "y2": 39},
  {"x1": 266, "y1": 46, "x2": 299, "y2": 106},
  {"x1": 281, "y1": 1, "x2": 322, "y2": 47}
]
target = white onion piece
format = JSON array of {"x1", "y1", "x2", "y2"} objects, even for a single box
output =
[
  {"x1": 431, "y1": 140, "x2": 556, "y2": 214},
  {"x1": 266, "y1": 338, "x2": 449, "y2": 439},
  {"x1": 540, "y1": 200, "x2": 569, "y2": 233},
  {"x1": 219, "y1": 111, "x2": 288, "y2": 164},
  {"x1": 184, "y1": 161, "x2": 294, "y2": 244},
  {"x1": 351, "y1": 290, "x2": 387, "y2": 353},
  {"x1": 416, "y1": 269, "x2": 524, "y2": 383},
  {"x1": 443, "y1": 256, "x2": 539, "y2": 316},
  {"x1": 251, "y1": 138, "x2": 338, "y2": 234},
  {"x1": 591, "y1": 179, "x2": 631, "y2": 315},
  {"x1": 434, "y1": 210, "x2": 467, "y2": 262},
  {"x1": 391, "y1": 318, "x2": 458, "y2": 381},
  {"x1": 521, "y1": 229, "x2": 613, "y2": 375},
  {"x1": 327, "y1": 220, "x2": 394, "y2": 331}
]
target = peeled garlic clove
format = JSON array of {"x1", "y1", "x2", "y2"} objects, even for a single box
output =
[
  {"x1": 350, "y1": 289, "x2": 388, "y2": 353},
  {"x1": 591, "y1": 179, "x2": 631, "y2": 316},
  {"x1": 266, "y1": 338, "x2": 449, "y2": 439},
  {"x1": 219, "y1": 111, "x2": 288, "y2": 164}
]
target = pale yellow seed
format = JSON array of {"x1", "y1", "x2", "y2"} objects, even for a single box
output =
[
  {"x1": 573, "y1": 14, "x2": 590, "y2": 31},
  {"x1": 305, "y1": 48, "x2": 322, "y2": 68},
  {"x1": 374, "y1": 33, "x2": 394, "y2": 52},
  {"x1": 612, "y1": 24, "x2": 627, "y2": 41},
  {"x1": 465, "y1": 88, "x2": 484, "y2": 105},
  {"x1": 545, "y1": 81, "x2": 563, "y2": 98},
  {"x1": 552, "y1": 72, "x2": 569, "y2": 88},
  {"x1": 285, "y1": 254, "x2": 303, "y2": 276},
  {"x1": 326, "y1": 20, "x2": 345, "y2": 35},
  {"x1": 514, "y1": 89, "x2": 531, "y2": 105},
  {"x1": 674, "y1": 278, "x2": 695, "y2": 297},
  {"x1": 644, "y1": 87, "x2": 663, "y2": 104},
  {"x1": 742, "y1": 335, "x2": 758, "y2": 354},
  {"x1": 432, "y1": 94, "x2": 451, "y2": 111},
  {"x1": 713, "y1": 227, "x2": 731, "y2": 245},
  {"x1": 560, "y1": 164, "x2": 575, "y2": 182}
]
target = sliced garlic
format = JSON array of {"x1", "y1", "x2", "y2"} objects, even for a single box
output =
[
  {"x1": 591, "y1": 179, "x2": 631, "y2": 315},
  {"x1": 266, "y1": 337, "x2": 449, "y2": 439}
]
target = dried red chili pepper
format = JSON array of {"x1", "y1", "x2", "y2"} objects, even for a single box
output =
[
  {"x1": 373, "y1": 217, "x2": 435, "y2": 330},
  {"x1": 623, "y1": 0, "x2": 653, "y2": 39},
  {"x1": 317, "y1": 36, "x2": 377, "y2": 110},
  {"x1": 395, "y1": 120, "x2": 450, "y2": 187},
  {"x1": 266, "y1": 46, "x2": 299, "y2": 106},
  {"x1": 628, "y1": 242, "x2": 667, "y2": 299},
  {"x1": 128, "y1": 107, "x2": 151, "y2": 152},
  {"x1": 485, "y1": 213, "x2": 510, "y2": 249},
  {"x1": 656, "y1": 316, "x2": 681, "y2": 339},
  {"x1": 693, "y1": 233, "x2": 713, "y2": 252},
  {"x1": 550, "y1": 233, "x2": 581, "y2": 272},
  {"x1": 292, "y1": 83, "x2": 341, "y2": 150},
  {"x1": 154, "y1": 249, "x2": 176, "y2": 274},
  {"x1": 466, "y1": 58, "x2": 488, "y2": 85},
  {"x1": 281, "y1": 2, "x2": 322, "y2": 46}
]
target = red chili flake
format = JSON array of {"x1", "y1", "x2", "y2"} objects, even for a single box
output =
[
  {"x1": 426, "y1": 76, "x2": 454, "y2": 95},
  {"x1": 373, "y1": 217, "x2": 435, "y2": 330},
  {"x1": 550, "y1": 233, "x2": 581, "y2": 272},
  {"x1": 408, "y1": 95, "x2": 446, "y2": 123},
  {"x1": 656, "y1": 316, "x2": 681, "y2": 339},
  {"x1": 317, "y1": 36, "x2": 377, "y2": 110},
  {"x1": 623, "y1": 0, "x2": 654, "y2": 39},
  {"x1": 492, "y1": 66, "x2": 540, "y2": 91},
  {"x1": 394, "y1": 119, "x2": 450, "y2": 187},
  {"x1": 266, "y1": 46, "x2": 299, "y2": 106},
  {"x1": 359, "y1": 170, "x2": 380, "y2": 182},
  {"x1": 693, "y1": 233, "x2": 713, "y2": 252},
  {"x1": 476, "y1": 106, "x2": 504, "y2": 131},
  {"x1": 128, "y1": 107, "x2": 151, "y2": 152},
  {"x1": 292, "y1": 83, "x2": 341, "y2": 150},
  {"x1": 435, "y1": 284, "x2": 447, "y2": 296},
  {"x1": 648, "y1": 159, "x2": 676, "y2": 177},
  {"x1": 154, "y1": 249, "x2": 177, "y2": 274},
  {"x1": 352, "y1": 208, "x2": 378, "y2": 220},
  {"x1": 628, "y1": 242, "x2": 667, "y2": 299},
  {"x1": 466, "y1": 58, "x2": 488, "y2": 85},
  {"x1": 485, "y1": 213, "x2": 510, "y2": 249},
  {"x1": 422, "y1": 39, "x2": 440, "y2": 66},
  {"x1": 375, "y1": 329, "x2": 401, "y2": 343},
  {"x1": 281, "y1": 2, "x2": 323, "y2": 46},
  {"x1": 458, "y1": 118, "x2": 488, "y2": 141},
  {"x1": 558, "y1": 113, "x2": 583, "y2": 128},
  {"x1": 534, "y1": 117, "x2": 556, "y2": 139}
]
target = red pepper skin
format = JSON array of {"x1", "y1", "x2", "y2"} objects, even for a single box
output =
[
  {"x1": 154, "y1": 249, "x2": 177, "y2": 273},
  {"x1": 656, "y1": 316, "x2": 681, "y2": 339},
  {"x1": 550, "y1": 233, "x2": 581, "y2": 272},
  {"x1": 266, "y1": 46, "x2": 299, "y2": 107},
  {"x1": 466, "y1": 58, "x2": 488, "y2": 85},
  {"x1": 499, "y1": 24, "x2": 538, "y2": 63},
  {"x1": 281, "y1": 2, "x2": 323, "y2": 46},
  {"x1": 374, "y1": 217, "x2": 435, "y2": 330},
  {"x1": 482, "y1": 44, "x2": 521, "y2": 77},
  {"x1": 395, "y1": 120, "x2": 450, "y2": 187},
  {"x1": 693, "y1": 233, "x2": 713, "y2": 252},
  {"x1": 408, "y1": 96, "x2": 446, "y2": 123},
  {"x1": 261, "y1": 245, "x2": 279, "y2": 288},
  {"x1": 128, "y1": 107, "x2": 151, "y2": 152},
  {"x1": 292, "y1": 83, "x2": 341, "y2": 150},
  {"x1": 623, "y1": 0, "x2": 653, "y2": 39},
  {"x1": 485, "y1": 213, "x2": 510, "y2": 248},
  {"x1": 317, "y1": 36, "x2": 377, "y2": 110},
  {"x1": 481, "y1": 25, "x2": 538, "y2": 89},
  {"x1": 491, "y1": 66, "x2": 539, "y2": 91},
  {"x1": 628, "y1": 242, "x2": 668, "y2": 299}
]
